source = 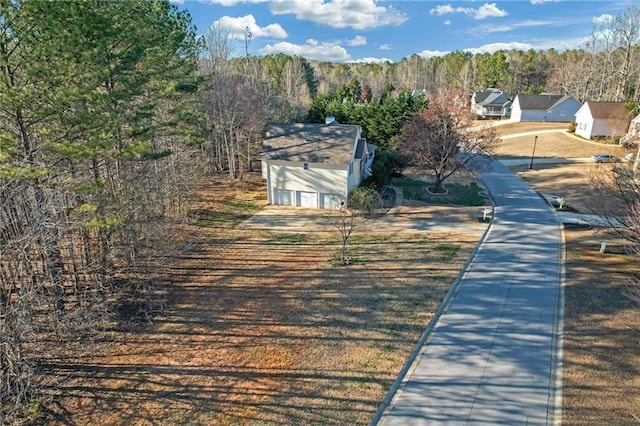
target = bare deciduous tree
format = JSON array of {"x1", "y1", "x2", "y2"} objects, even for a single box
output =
[{"x1": 397, "y1": 102, "x2": 498, "y2": 193}]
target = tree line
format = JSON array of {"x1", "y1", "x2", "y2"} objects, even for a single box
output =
[
  {"x1": 0, "y1": 0, "x2": 202, "y2": 420},
  {"x1": 306, "y1": 5, "x2": 640, "y2": 104}
]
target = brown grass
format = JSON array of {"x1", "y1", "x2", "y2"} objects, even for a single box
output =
[
  {"x1": 31, "y1": 121, "x2": 640, "y2": 424},
  {"x1": 34, "y1": 174, "x2": 479, "y2": 425},
  {"x1": 495, "y1": 129, "x2": 631, "y2": 160},
  {"x1": 561, "y1": 229, "x2": 640, "y2": 425}
]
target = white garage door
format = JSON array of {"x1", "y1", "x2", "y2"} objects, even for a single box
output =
[
  {"x1": 297, "y1": 191, "x2": 318, "y2": 208},
  {"x1": 273, "y1": 189, "x2": 293, "y2": 206},
  {"x1": 320, "y1": 193, "x2": 344, "y2": 210}
]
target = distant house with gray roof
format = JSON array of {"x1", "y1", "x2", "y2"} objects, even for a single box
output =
[
  {"x1": 511, "y1": 94, "x2": 582, "y2": 122},
  {"x1": 471, "y1": 89, "x2": 511, "y2": 119},
  {"x1": 574, "y1": 101, "x2": 631, "y2": 140},
  {"x1": 259, "y1": 118, "x2": 375, "y2": 209}
]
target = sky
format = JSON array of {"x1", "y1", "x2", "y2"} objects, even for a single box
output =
[{"x1": 172, "y1": 0, "x2": 636, "y2": 63}]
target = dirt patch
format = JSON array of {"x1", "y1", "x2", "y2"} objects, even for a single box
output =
[
  {"x1": 34, "y1": 173, "x2": 480, "y2": 425},
  {"x1": 510, "y1": 162, "x2": 625, "y2": 215}
]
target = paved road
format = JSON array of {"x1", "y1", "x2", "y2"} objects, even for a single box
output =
[{"x1": 373, "y1": 159, "x2": 563, "y2": 425}]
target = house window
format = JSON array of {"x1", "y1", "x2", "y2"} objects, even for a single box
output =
[{"x1": 303, "y1": 162, "x2": 309, "y2": 170}]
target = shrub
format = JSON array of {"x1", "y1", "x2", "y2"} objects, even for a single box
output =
[
  {"x1": 369, "y1": 151, "x2": 409, "y2": 187},
  {"x1": 349, "y1": 186, "x2": 383, "y2": 216}
]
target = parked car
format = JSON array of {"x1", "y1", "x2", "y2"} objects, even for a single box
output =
[{"x1": 591, "y1": 153, "x2": 620, "y2": 163}]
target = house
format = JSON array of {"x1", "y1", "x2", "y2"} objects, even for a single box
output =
[
  {"x1": 574, "y1": 101, "x2": 631, "y2": 140},
  {"x1": 470, "y1": 88, "x2": 511, "y2": 119},
  {"x1": 511, "y1": 94, "x2": 582, "y2": 122},
  {"x1": 620, "y1": 112, "x2": 640, "y2": 146},
  {"x1": 259, "y1": 118, "x2": 375, "y2": 209}
]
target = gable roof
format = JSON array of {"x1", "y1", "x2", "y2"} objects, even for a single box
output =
[
  {"x1": 516, "y1": 94, "x2": 577, "y2": 111},
  {"x1": 354, "y1": 139, "x2": 375, "y2": 158},
  {"x1": 585, "y1": 101, "x2": 630, "y2": 120},
  {"x1": 473, "y1": 89, "x2": 510, "y2": 107},
  {"x1": 260, "y1": 122, "x2": 360, "y2": 165}
]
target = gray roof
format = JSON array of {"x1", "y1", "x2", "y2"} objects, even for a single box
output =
[
  {"x1": 516, "y1": 94, "x2": 577, "y2": 111},
  {"x1": 354, "y1": 140, "x2": 376, "y2": 158},
  {"x1": 260, "y1": 122, "x2": 360, "y2": 165},
  {"x1": 474, "y1": 89, "x2": 511, "y2": 107}
]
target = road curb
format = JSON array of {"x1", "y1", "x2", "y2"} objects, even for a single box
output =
[{"x1": 369, "y1": 197, "x2": 496, "y2": 425}]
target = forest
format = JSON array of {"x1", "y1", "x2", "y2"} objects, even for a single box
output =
[{"x1": 1, "y1": 0, "x2": 639, "y2": 421}]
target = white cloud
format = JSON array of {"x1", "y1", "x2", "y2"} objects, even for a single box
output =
[
  {"x1": 475, "y1": 3, "x2": 508, "y2": 19},
  {"x1": 429, "y1": 2, "x2": 508, "y2": 20},
  {"x1": 212, "y1": 15, "x2": 288, "y2": 39},
  {"x1": 259, "y1": 39, "x2": 351, "y2": 62},
  {"x1": 593, "y1": 14, "x2": 614, "y2": 25},
  {"x1": 482, "y1": 25, "x2": 513, "y2": 33},
  {"x1": 349, "y1": 57, "x2": 393, "y2": 64},
  {"x1": 269, "y1": 0, "x2": 407, "y2": 30},
  {"x1": 430, "y1": 5, "x2": 474, "y2": 16},
  {"x1": 199, "y1": 0, "x2": 268, "y2": 5},
  {"x1": 347, "y1": 35, "x2": 367, "y2": 46},
  {"x1": 379, "y1": 43, "x2": 392, "y2": 50},
  {"x1": 464, "y1": 42, "x2": 532, "y2": 54},
  {"x1": 530, "y1": 0, "x2": 559, "y2": 4},
  {"x1": 418, "y1": 49, "x2": 450, "y2": 58},
  {"x1": 444, "y1": 19, "x2": 451, "y2": 26}
]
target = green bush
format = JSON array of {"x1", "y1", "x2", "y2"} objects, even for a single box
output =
[{"x1": 368, "y1": 151, "x2": 410, "y2": 187}]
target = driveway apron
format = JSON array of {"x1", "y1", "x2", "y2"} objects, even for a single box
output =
[{"x1": 374, "y1": 159, "x2": 563, "y2": 425}]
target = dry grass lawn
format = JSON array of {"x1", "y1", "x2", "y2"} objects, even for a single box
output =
[
  {"x1": 491, "y1": 122, "x2": 631, "y2": 160},
  {"x1": 31, "y1": 122, "x2": 640, "y2": 425},
  {"x1": 35, "y1": 175, "x2": 480, "y2": 425}
]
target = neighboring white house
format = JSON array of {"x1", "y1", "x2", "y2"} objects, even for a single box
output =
[
  {"x1": 574, "y1": 101, "x2": 631, "y2": 140},
  {"x1": 471, "y1": 88, "x2": 511, "y2": 119},
  {"x1": 259, "y1": 119, "x2": 375, "y2": 209},
  {"x1": 621, "y1": 112, "x2": 640, "y2": 146},
  {"x1": 511, "y1": 94, "x2": 582, "y2": 122}
]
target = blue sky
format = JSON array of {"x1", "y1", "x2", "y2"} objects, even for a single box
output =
[{"x1": 172, "y1": 0, "x2": 635, "y2": 63}]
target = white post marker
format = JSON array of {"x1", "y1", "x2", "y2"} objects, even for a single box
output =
[
  {"x1": 599, "y1": 242, "x2": 607, "y2": 253},
  {"x1": 558, "y1": 197, "x2": 565, "y2": 209},
  {"x1": 482, "y1": 208, "x2": 492, "y2": 221}
]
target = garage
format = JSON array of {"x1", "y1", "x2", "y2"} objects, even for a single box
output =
[
  {"x1": 320, "y1": 193, "x2": 344, "y2": 210},
  {"x1": 273, "y1": 189, "x2": 293, "y2": 206},
  {"x1": 296, "y1": 191, "x2": 318, "y2": 208}
]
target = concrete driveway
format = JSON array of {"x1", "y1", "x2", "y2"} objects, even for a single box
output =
[{"x1": 373, "y1": 158, "x2": 563, "y2": 425}]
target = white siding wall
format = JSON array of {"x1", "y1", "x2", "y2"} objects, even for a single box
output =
[
  {"x1": 511, "y1": 98, "x2": 522, "y2": 122},
  {"x1": 348, "y1": 159, "x2": 361, "y2": 192},
  {"x1": 574, "y1": 107, "x2": 593, "y2": 139},
  {"x1": 266, "y1": 161, "x2": 348, "y2": 207},
  {"x1": 591, "y1": 120, "x2": 610, "y2": 138}
]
